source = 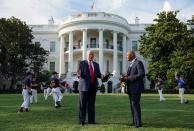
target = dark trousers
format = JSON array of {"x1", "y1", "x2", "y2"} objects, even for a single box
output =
[
  {"x1": 79, "y1": 84, "x2": 96, "y2": 124},
  {"x1": 128, "y1": 93, "x2": 142, "y2": 127}
]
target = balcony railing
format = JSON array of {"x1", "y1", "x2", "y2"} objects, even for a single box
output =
[
  {"x1": 64, "y1": 43, "x2": 122, "y2": 52},
  {"x1": 62, "y1": 12, "x2": 129, "y2": 26},
  {"x1": 87, "y1": 44, "x2": 99, "y2": 48},
  {"x1": 64, "y1": 44, "x2": 82, "y2": 51}
]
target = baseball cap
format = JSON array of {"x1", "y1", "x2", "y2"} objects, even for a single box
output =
[{"x1": 52, "y1": 71, "x2": 58, "y2": 75}]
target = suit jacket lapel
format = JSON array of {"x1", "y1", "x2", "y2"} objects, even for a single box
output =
[
  {"x1": 84, "y1": 60, "x2": 90, "y2": 73},
  {"x1": 127, "y1": 59, "x2": 137, "y2": 75},
  {"x1": 127, "y1": 66, "x2": 132, "y2": 75}
]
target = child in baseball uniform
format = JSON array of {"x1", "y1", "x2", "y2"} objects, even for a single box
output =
[
  {"x1": 18, "y1": 72, "x2": 32, "y2": 112},
  {"x1": 175, "y1": 73, "x2": 188, "y2": 104},
  {"x1": 50, "y1": 71, "x2": 64, "y2": 108},
  {"x1": 30, "y1": 76, "x2": 39, "y2": 104}
]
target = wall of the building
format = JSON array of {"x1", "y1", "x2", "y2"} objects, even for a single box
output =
[
  {"x1": 32, "y1": 30, "x2": 147, "y2": 75},
  {"x1": 63, "y1": 52, "x2": 123, "y2": 75},
  {"x1": 31, "y1": 24, "x2": 150, "y2": 88},
  {"x1": 63, "y1": 31, "x2": 122, "y2": 47},
  {"x1": 32, "y1": 33, "x2": 60, "y2": 72}
]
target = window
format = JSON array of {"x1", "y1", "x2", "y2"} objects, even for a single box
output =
[
  {"x1": 105, "y1": 39, "x2": 109, "y2": 48},
  {"x1": 66, "y1": 42, "x2": 69, "y2": 48},
  {"x1": 50, "y1": 62, "x2": 55, "y2": 72},
  {"x1": 132, "y1": 41, "x2": 138, "y2": 51},
  {"x1": 65, "y1": 42, "x2": 69, "y2": 51},
  {"x1": 78, "y1": 40, "x2": 81, "y2": 49},
  {"x1": 88, "y1": 13, "x2": 97, "y2": 17},
  {"x1": 90, "y1": 38, "x2": 96, "y2": 48},
  {"x1": 107, "y1": 60, "x2": 109, "y2": 73},
  {"x1": 50, "y1": 41, "x2": 56, "y2": 52},
  {"x1": 65, "y1": 62, "x2": 68, "y2": 73},
  {"x1": 118, "y1": 41, "x2": 122, "y2": 51},
  {"x1": 120, "y1": 61, "x2": 122, "y2": 75}
]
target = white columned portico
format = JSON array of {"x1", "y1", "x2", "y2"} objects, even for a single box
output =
[
  {"x1": 67, "y1": 31, "x2": 73, "y2": 78},
  {"x1": 99, "y1": 29, "x2": 104, "y2": 74},
  {"x1": 82, "y1": 29, "x2": 87, "y2": 60},
  {"x1": 113, "y1": 31, "x2": 118, "y2": 77},
  {"x1": 122, "y1": 35, "x2": 127, "y2": 74},
  {"x1": 59, "y1": 35, "x2": 65, "y2": 77}
]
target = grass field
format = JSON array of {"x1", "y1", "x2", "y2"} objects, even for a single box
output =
[{"x1": 0, "y1": 93, "x2": 194, "y2": 131}]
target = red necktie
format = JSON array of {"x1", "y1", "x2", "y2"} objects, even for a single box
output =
[{"x1": 89, "y1": 61, "x2": 95, "y2": 83}]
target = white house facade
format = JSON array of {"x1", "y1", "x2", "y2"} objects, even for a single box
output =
[{"x1": 30, "y1": 12, "x2": 150, "y2": 91}]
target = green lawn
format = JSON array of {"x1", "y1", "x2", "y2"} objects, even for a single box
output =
[{"x1": 0, "y1": 93, "x2": 194, "y2": 131}]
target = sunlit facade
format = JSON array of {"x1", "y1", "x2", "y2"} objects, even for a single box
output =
[{"x1": 30, "y1": 12, "x2": 150, "y2": 90}]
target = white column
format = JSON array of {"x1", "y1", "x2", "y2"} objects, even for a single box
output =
[
  {"x1": 99, "y1": 29, "x2": 104, "y2": 74},
  {"x1": 82, "y1": 29, "x2": 87, "y2": 60},
  {"x1": 113, "y1": 31, "x2": 118, "y2": 77},
  {"x1": 122, "y1": 35, "x2": 127, "y2": 74},
  {"x1": 129, "y1": 38, "x2": 132, "y2": 51},
  {"x1": 59, "y1": 35, "x2": 65, "y2": 77},
  {"x1": 67, "y1": 31, "x2": 73, "y2": 78},
  {"x1": 126, "y1": 38, "x2": 131, "y2": 68}
]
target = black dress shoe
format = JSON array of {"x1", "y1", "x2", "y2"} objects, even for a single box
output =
[
  {"x1": 80, "y1": 121, "x2": 85, "y2": 126},
  {"x1": 135, "y1": 125, "x2": 142, "y2": 128}
]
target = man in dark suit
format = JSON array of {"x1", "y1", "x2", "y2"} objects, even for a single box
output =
[
  {"x1": 77, "y1": 50, "x2": 104, "y2": 126},
  {"x1": 124, "y1": 51, "x2": 145, "y2": 128}
]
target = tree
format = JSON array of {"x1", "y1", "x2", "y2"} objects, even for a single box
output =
[
  {"x1": 0, "y1": 17, "x2": 48, "y2": 88},
  {"x1": 29, "y1": 42, "x2": 49, "y2": 76},
  {"x1": 186, "y1": 15, "x2": 194, "y2": 88},
  {"x1": 139, "y1": 11, "x2": 194, "y2": 89},
  {"x1": 187, "y1": 15, "x2": 194, "y2": 25},
  {"x1": 38, "y1": 70, "x2": 52, "y2": 84}
]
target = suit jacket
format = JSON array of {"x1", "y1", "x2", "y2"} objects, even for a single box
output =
[
  {"x1": 126, "y1": 59, "x2": 145, "y2": 94},
  {"x1": 77, "y1": 60, "x2": 102, "y2": 91}
]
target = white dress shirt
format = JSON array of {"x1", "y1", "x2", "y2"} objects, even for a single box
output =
[{"x1": 130, "y1": 58, "x2": 137, "y2": 67}]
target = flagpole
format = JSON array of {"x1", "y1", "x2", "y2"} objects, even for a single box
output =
[{"x1": 90, "y1": 0, "x2": 95, "y2": 10}]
